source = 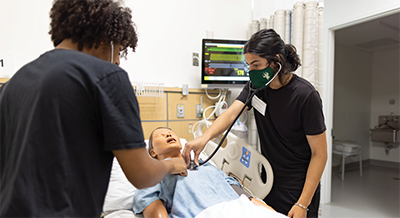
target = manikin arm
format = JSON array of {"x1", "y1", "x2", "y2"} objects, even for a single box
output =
[{"x1": 143, "y1": 199, "x2": 168, "y2": 218}]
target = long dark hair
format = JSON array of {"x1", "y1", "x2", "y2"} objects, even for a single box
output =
[{"x1": 244, "y1": 29, "x2": 301, "y2": 84}]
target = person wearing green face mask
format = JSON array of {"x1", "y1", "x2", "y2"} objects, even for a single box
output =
[{"x1": 183, "y1": 29, "x2": 327, "y2": 218}]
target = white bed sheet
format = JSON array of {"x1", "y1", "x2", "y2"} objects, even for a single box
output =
[
  {"x1": 104, "y1": 209, "x2": 141, "y2": 218},
  {"x1": 196, "y1": 195, "x2": 288, "y2": 218}
]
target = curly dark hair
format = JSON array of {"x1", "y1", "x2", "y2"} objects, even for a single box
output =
[{"x1": 49, "y1": 0, "x2": 138, "y2": 58}]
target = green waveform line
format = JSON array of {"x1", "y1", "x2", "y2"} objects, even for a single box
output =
[
  {"x1": 210, "y1": 54, "x2": 245, "y2": 62},
  {"x1": 207, "y1": 47, "x2": 243, "y2": 52}
]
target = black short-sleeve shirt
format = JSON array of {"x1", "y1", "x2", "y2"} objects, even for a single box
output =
[
  {"x1": 0, "y1": 49, "x2": 145, "y2": 217},
  {"x1": 236, "y1": 74, "x2": 326, "y2": 191}
]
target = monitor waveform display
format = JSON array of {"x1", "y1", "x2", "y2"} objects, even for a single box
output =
[{"x1": 201, "y1": 39, "x2": 249, "y2": 87}]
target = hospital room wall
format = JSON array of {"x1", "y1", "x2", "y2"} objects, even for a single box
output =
[
  {"x1": 332, "y1": 45, "x2": 373, "y2": 167},
  {"x1": 0, "y1": 0, "x2": 54, "y2": 76},
  {"x1": 0, "y1": 0, "x2": 252, "y2": 104},
  {"x1": 120, "y1": 0, "x2": 252, "y2": 92}
]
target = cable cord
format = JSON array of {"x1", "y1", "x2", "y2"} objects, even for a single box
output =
[
  {"x1": 199, "y1": 87, "x2": 259, "y2": 166},
  {"x1": 193, "y1": 89, "x2": 228, "y2": 138},
  {"x1": 200, "y1": 64, "x2": 281, "y2": 166},
  {"x1": 205, "y1": 88, "x2": 222, "y2": 100}
]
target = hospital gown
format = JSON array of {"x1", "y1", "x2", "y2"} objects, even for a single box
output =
[{"x1": 132, "y1": 162, "x2": 240, "y2": 218}]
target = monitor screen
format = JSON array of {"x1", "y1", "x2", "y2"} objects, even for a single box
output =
[{"x1": 201, "y1": 39, "x2": 249, "y2": 88}]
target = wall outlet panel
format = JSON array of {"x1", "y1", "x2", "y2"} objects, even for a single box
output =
[{"x1": 177, "y1": 104, "x2": 185, "y2": 118}]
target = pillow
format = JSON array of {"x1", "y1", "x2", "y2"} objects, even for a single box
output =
[
  {"x1": 103, "y1": 157, "x2": 136, "y2": 215},
  {"x1": 103, "y1": 138, "x2": 188, "y2": 215}
]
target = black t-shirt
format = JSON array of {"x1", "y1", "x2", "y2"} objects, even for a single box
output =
[
  {"x1": 0, "y1": 49, "x2": 145, "y2": 217},
  {"x1": 236, "y1": 74, "x2": 326, "y2": 191}
]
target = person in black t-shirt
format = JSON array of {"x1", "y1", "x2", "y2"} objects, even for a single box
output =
[
  {"x1": 0, "y1": 1, "x2": 187, "y2": 217},
  {"x1": 183, "y1": 29, "x2": 327, "y2": 218}
]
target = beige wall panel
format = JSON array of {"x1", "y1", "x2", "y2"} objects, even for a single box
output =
[
  {"x1": 168, "y1": 121, "x2": 200, "y2": 142},
  {"x1": 168, "y1": 92, "x2": 219, "y2": 120},
  {"x1": 168, "y1": 121, "x2": 228, "y2": 148},
  {"x1": 141, "y1": 122, "x2": 167, "y2": 140},
  {"x1": 137, "y1": 93, "x2": 167, "y2": 120},
  {"x1": 0, "y1": 78, "x2": 9, "y2": 86}
]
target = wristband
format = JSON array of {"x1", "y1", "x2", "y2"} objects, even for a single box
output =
[
  {"x1": 295, "y1": 203, "x2": 309, "y2": 211},
  {"x1": 248, "y1": 196, "x2": 254, "y2": 201}
]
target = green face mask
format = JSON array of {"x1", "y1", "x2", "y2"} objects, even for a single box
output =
[{"x1": 249, "y1": 65, "x2": 276, "y2": 89}]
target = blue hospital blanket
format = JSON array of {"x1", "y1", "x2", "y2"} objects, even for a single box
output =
[{"x1": 132, "y1": 162, "x2": 240, "y2": 218}]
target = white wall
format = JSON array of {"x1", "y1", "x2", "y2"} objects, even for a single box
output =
[
  {"x1": 122, "y1": 0, "x2": 252, "y2": 90},
  {"x1": 370, "y1": 48, "x2": 400, "y2": 162},
  {"x1": 0, "y1": 0, "x2": 54, "y2": 77},
  {"x1": 0, "y1": 0, "x2": 252, "y2": 92},
  {"x1": 333, "y1": 45, "x2": 373, "y2": 166}
]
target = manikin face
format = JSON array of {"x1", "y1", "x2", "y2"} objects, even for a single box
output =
[{"x1": 150, "y1": 129, "x2": 182, "y2": 160}]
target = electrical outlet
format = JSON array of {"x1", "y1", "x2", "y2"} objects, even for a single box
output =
[{"x1": 177, "y1": 104, "x2": 185, "y2": 118}]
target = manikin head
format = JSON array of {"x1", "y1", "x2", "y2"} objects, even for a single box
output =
[{"x1": 148, "y1": 127, "x2": 183, "y2": 160}]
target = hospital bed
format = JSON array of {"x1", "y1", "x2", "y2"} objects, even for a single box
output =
[{"x1": 103, "y1": 127, "x2": 274, "y2": 218}]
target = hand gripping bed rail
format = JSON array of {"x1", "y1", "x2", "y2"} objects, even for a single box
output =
[{"x1": 195, "y1": 121, "x2": 274, "y2": 199}]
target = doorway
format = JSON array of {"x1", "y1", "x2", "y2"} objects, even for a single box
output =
[{"x1": 325, "y1": 12, "x2": 399, "y2": 217}]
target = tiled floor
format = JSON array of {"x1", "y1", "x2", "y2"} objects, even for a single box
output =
[{"x1": 321, "y1": 165, "x2": 399, "y2": 218}]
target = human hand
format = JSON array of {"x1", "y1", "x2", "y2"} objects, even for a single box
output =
[
  {"x1": 287, "y1": 204, "x2": 307, "y2": 218},
  {"x1": 182, "y1": 137, "x2": 208, "y2": 166},
  {"x1": 164, "y1": 157, "x2": 188, "y2": 177}
]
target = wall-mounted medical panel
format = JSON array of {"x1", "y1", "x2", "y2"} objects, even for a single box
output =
[
  {"x1": 137, "y1": 93, "x2": 167, "y2": 121},
  {"x1": 168, "y1": 91, "x2": 218, "y2": 120}
]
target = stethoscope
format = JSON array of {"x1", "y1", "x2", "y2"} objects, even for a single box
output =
[{"x1": 188, "y1": 63, "x2": 282, "y2": 170}]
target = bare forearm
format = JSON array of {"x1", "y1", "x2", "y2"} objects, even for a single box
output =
[
  {"x1": 298, "y1": 132, "x2": 327, "y2": 207},
  {"x1": 113, "y1": 148, "x2": 186, "y2": 189},
  {"x1": 298, "y1": 151, "x2": 327, "y2": 206},
  {"x1": 126, "y1": 158, "x2": 173, "y2": 189}
]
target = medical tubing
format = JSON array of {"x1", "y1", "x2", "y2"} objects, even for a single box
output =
[
  {"x1": 199, "y1": 64, "x2": 281, "y2": 166},
  {"x1": 199, "y1": 86, "x2": 261, "y2": 166},
  {"x1": 205, "y1": 88, "x2": 222, "y2": 100}
]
